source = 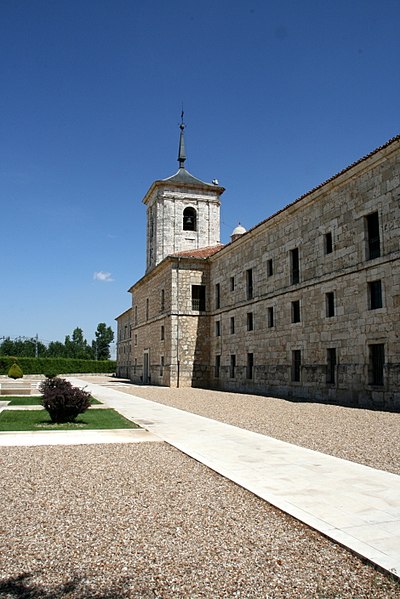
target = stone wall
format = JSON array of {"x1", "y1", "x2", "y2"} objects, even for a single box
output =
[{"x1": 207, "y1": 140, "x2": 400, "y2": 408}]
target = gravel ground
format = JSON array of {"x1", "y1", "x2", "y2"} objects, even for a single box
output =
[
  {"x1": 91, "y1": 378, "x2": 400, "y2": 476},
  {"x1": 1, "y1": 443, "x2": 399, "y2": 599}
]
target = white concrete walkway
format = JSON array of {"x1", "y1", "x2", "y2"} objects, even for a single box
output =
[{"x1": 67, "y1": 377, "x2": 400, "y2": 579}]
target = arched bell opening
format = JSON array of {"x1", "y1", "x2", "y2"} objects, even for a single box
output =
[{"x1": 183, "y1": 207, "x2": 197, "y2": 231}]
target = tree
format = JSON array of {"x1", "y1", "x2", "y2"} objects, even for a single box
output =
[{"x1": 93, "y1": 323, "x2": 114, "y2": 360}]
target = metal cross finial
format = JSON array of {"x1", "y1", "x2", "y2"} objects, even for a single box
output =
[{"x1": 178, "y1": 107, "x2": 187, "y2": 168}]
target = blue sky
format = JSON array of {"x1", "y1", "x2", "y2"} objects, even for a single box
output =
[{"x1": 1, "y1": 0, "x2": 399, "y2": 352}]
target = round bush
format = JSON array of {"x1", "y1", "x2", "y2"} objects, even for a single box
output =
[
  {"x1": 39, "y1": 377, "x2": 92, "y2": 423},
  {"x1": 8, "y1": 363, "x2": 23, "y2": 379}
]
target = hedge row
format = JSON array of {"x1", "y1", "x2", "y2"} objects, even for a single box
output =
[{"x1": 0, "y1": 356, "x2": 116, "y2": 376}]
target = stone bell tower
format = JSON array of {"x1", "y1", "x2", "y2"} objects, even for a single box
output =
[{"x1": 142, "y1": 114, "x2": 225, "y2": 272}]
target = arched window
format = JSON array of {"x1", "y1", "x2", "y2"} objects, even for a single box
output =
[{"x1": 183, "y1": 207, "x2": 197, "y2": 231}]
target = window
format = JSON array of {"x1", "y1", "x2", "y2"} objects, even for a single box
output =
[
  {"x1": 324, "y1": 232, "x2": 333, "y2": 255},
  {"x1": 368, "y1": 280, "x2": 383, "y2": 310},
  {"x1": 369, "y1": 344, "x2": 384, "y2": 386},
  {"x1": 215, "y1": 320, "x2": 221, "y2": 337},
  {"x1": 247, "y1": 312, "x2": 254, "y2": 331},
  {"x1": 183, "y1": 207, "x2": 197, "y2": 231},
  {"x1": 160, "y1": 356, "x2": 164, "y2": 377},
  {"x1": 192, "y1": 285, "x2": 206, "y2": 311},
  {"x1": 134, "y1": 358, "x2": 137, "y2": 374},
  {"x1": 134, "y1": 305, "x2": 138, "y2": 325},
  {"x1": 215, "y1": 283, "x2": 220, "y2": 309},
  {"x1": 230, "y1": 276, "x2": 235, "y2": 292},
  {"x1": 160, "y1": 289, "x2": 165, "y2": 312},
  {"x1": 230, "y1": 354, "x2": 236, "y2": 378},
  {"x1": 291, "y1": 300, "x2": 301, "y2": 323},
  {"x1": 267, "y1": 306, "x2": 274, "y2": 328},
  {"x1": 215, "y1": 354, "x2": 221, "y2": 378},
  {"x1": 290, "y1": 248, "x2": 300, "y2": 284},
  {"x1": 246, "y1": 268, "x2": 253, "y2": 299},
  {"x1": 267, "y1": 259, "x2": 273, "y2": 277},
  {"x1": 134, "y1": 334, "x2": 138, "y2": 346},
  {"x1": 246, "y1": 353, "x2": 254, "y2": 379},
  {"x1": 292, "y1": 350, "x2": 301, "y2": 382},
  {"x1": 326, "y1": 292, "x2": 335, "y2": 317},
  {"x1": 146, "y1": 298, "x2": 149, "y2": 321},
  {"x1": 326, "y1": 348, "x2": 336, "y2": 384},
  {"x1": 366, "y1": 212, "x2": 380, "y2": 260},
  {"x1": 160, "y1": 325, "x2": 164, "y2": 341},
  {"x1": 230, "y1": 316, "x2": 235, "y2": 334}
]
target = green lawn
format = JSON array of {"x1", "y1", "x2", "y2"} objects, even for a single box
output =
[
  {"x1": 1, "y1": 396, "x2": 102, "y2": 406},
  {"x1": 0, "y1": 408, "x2": 139, "y2": 431}
]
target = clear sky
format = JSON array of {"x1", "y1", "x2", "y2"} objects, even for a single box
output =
[{"x1": 1, "y1": 0, "x2": 399, "y2": 352}]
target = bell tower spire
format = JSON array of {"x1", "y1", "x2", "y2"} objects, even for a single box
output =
[{"x1": 178, "y1": 109, "x2": 187, "y2": 169}]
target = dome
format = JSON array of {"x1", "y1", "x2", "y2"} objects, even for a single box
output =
[{"x1": 231, "y1": 223, "x2": 247, "y2": 241}]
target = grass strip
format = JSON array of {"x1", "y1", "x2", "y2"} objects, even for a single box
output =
[
  {"x1": 2, "y1": 396, "x2": 102, "y2": 406},
  {"x1": 0, "y1": 409, "x2": 139, "y2": 431}
]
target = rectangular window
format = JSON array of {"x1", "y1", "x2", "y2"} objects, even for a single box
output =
[
  {"x1": 326, "y1": 292, "x2": 335, "y2": 317},
  {"x1": 215, "y1": 283, "x2": 220, "y2": 309},
  {"x1": 215, "y1": 320, "x2": 221, "y2": 337},
  {"x1": 326, "y1": 348, "x2": 336, "y2": 384},
  {"x1": 230, "y1": 316, "x2": 235, "y2": 334},
  {"x1": 246, "y1": 353, "x2": 254, "y2": 379},
  {"x1": 267, "y1": 259, "x2": 273, "y2": 277},
  {"x1": 292, "y1": 350, "x2": 301, "y2": 382},
  {"x1": 146, "y1": 298, "x2": 149, "y2": 321},
  {"x1": 192, "y1": 285, "x2": 206, "y2": 311},
  {"x1": 290, "y1": 248, "x2": 300, "y2": 284},
  {"x1": 134, "y1": 306, "x2": 138, "y2": 325},
  {"x1": 215, "y1": 354, "x2": 221, "y2": 378},
  {"x1": 230, "y1": 354, "x2": 236, "y2": 378},
  {"x1": 230, "y1": 276, "x2": 235, "y2": 291},
  {"x1": 369, "y1": 344, "x2": 384, "y2": 386},
  {"x1": 160, "y1": 355, "x2": 164, "y2": 377},
  {"x1": 267, "y1": 306, "x2": 274, "y2": 328},
  {"x1": 366, "y1": 212, "x2": 380, "y2": 260},
  {"x1": 291, "y1": 300, "x2": 301, "y2": 323},
  {"x1": 160, "y1": 289, "x2": 165, "y2": 312},
  {"x1": 324, "y1": 232, "x2": 333, "y2": 255},
  {"x1": 134, "y1": 358, "x2": 137, "y2": 374},
  {"x1": 247, "y1": 312, "x2": 254, "y2": 331},
  {"x1": 369, "y1": 280, "x2": 383, "y2": 310},
  {"x1": 134, "y1": 334, "x2": 138, "y2": 346},
  {"x1": 160, "y1": 325, "x2": 164, "y2": 341},
  {"x1": 246, "y1": 268, "x2": 253, "y2": 299}
]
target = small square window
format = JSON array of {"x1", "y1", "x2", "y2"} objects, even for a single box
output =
[
  {"x1": 230, "y1": 316, "x2": 235, "y2": 334},
  {"x1": 291, "y1": 300, "x2": 301, "y2": 323},
  {"x1": 326, "y1": 348, "x2": 336, "y2": 384},
  {"x1": 246, "y1": 353, "x2": 254, "y2": 379},
  {"x1": 326, "y1": 292, "x2": 335, "y2": 317},
  {"x1": 369, "y1": 344, "x2": 384, "y2": 386},
  {"x1": 292, "y1": 350, "x2": 301, "y2": 382},
  {"x1": 368, "y1": 280, "x2": 383, "y2": 310},
  {"x1": 215, "y1": 355, "x2": 221, "y2": 378},
  {"x1": 215, "y1": 320, "x2": 221, "y2": 337},
  {"x1": 324, "y1": 232, "x2": 333, "y2": 255},
  {"x1": 230, "y1": 354, "x2": 236, "y2": 378}
]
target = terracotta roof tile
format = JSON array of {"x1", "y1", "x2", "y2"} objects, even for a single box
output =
[{"x1": 172, "y1": 245, "x2": 224, "y2": 259}]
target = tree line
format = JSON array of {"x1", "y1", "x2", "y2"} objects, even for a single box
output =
[{"x1": 0, "y1": 324, "x2": 114, "y2": 361}]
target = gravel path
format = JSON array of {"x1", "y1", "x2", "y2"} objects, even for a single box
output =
[
  {"x1": 1, "y1": 443, "x2": 399, "y2": 598},
  {"x1": 92, "y1": 379, "x2": 400, "y2": 476}
]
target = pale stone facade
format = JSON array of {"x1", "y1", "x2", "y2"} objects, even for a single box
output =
[{"x1": 116, "y1": 132, "x2": 400, "y2": 409}]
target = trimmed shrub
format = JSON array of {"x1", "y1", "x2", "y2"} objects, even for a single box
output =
[
  {"x1": 0, "y1": 357, "x2": 116, "y2": 375},
  {"x1": 8, "y1": 362, "x2": 23, "y2": 379},
  {"x1": 39, "y1": 377, "x2": 92, "y2": 423}
]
